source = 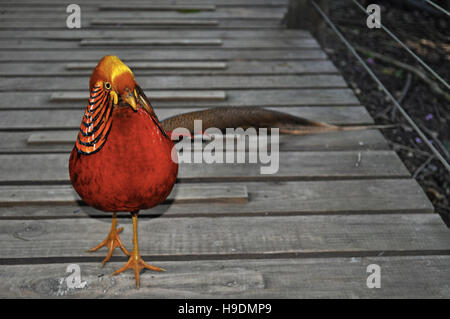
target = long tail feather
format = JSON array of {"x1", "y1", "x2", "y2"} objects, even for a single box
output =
[
  {"x1": 279, "y1": 124, "x2": 395, "y2": 135},
  {"x1": 161, "y1": 106, "x2": 393, "y2": 136}
]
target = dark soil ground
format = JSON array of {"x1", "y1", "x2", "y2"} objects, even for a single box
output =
[{"x1": 321, "y1": 1, "x2": 449, "y2": 225}]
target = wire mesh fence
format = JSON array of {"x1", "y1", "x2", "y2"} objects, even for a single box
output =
[{"x1": 310, "y1": 0, "x2": 450, "y2": 172}]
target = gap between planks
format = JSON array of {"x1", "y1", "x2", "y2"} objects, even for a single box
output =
[
  {"x1": 0, "y1": 184, "x2": 248, "y2": 206},
  {"x1": 2, "y1": 75, "x2": 347, "y2": 91},
  {"x1": 66, "y1": 61, "x2": 228, "y2": 70},
  {"x1": 51, "y1": 91, "x2": 226, "y2": 102},
  {"x1": 79, "y1": 39, "x2": 223, "y2": 46}
]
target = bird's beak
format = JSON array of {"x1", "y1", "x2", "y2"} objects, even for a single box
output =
[
  {"x1": 132, "y1": 85, "x2": 154, "y2": 115},
  {"x1": 121, "y1": 91, "x2": 138, "y2": 111}
]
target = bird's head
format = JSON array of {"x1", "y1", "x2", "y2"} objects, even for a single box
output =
[{"x1": 89, "y1": 55, "x2": 152, "y2": 112}]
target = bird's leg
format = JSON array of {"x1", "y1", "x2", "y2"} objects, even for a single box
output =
[
  {"x1": 111, "y1": 211, "x2": 165, "y2": 288},
  {"x1": 88, "y1": 212, "x2": 130, "y2": 266}
]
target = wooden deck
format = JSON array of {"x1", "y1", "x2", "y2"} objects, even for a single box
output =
[{"x1": 0, "y1": 0, "x2": 448, "y2": 298}]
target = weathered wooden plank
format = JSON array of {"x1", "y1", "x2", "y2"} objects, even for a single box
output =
[
  {"x1": 1, "y1": 75, "x2": 346, "y2": 92},
  {"x1": 0, "y1": 179, "x2": 432, "y2": 217},
  {"x1": 164, "y1": 89, "x2": 361, "y2": 107},
  {"x1": 90, "y1": 19, "x2": 218, "y2": 28},
  {"x1": 177, "y1": 150, "x2": 409, "y2": 181},
  {"x1": 66, "y1": 62, "x2": 228, "y2": 70},
  {"x1": 0, "y1": 61, "x2": 338, "y2": 76},
  {"x1": 1, "y1": 130, "x2": 388, "y2": 153},
  {"x1": 19, "y1": 105, "x2": 375, "y2": 145},
  {"x1": 0, "y1": 151, "x2": 410, "y2": 184},
  {"x1": 0, "y1": 49, "x2": 327, "y2": 62},
  {"x1": 50, "y1": 88, "x2": 356, "y2": 104},
  {"x1": 50, "y1": 88, "x2": 357, "y2": 106},
  {"x1": 0, "y1": 184, "x2": 248, "y2": 206},
  {"x1": 99, "y1": 4, "x2": 217, "y2": 11},
  {"x1": 0, "y1": 8, "x2": 287, "y2": 19},
  {"x1": 1, "y1": 256, "x2": 448, "y2": 298},
  {"x1": 80, "y1": 38, "x2": 318, "y2": 49},
  {"x1": 0, "y1": 20, "x2": 282, "y2": 30},
  {"x1": 79, "y1": 39, "x2": 224, "y2": 47},
  {"x1": 0, "y1": 214, "x2": 447, "y2": 259},
  {"x1": 0, "y1": 0, "x2": 288, "y2": 6},
  {"x1": 50, "y1": 91, "x2": 226, "y2": 102},
  {"x1": 0, "y1": 106, "x2": 383, "y2": 153},
  {"x1": 0, "y1": 109, "x2": 193, "y2": 130},
  {"x1": 92, "y1": 19, "x2": 220, "y2": 26},
  {"x1": 24, "y1": 124, "x2": 379, "y2": 149},
  {"x1": 0, "y1": 90, "x2": 360, "y2": 109},
  {"x1": 27, "y1": 131, "x2": 78, "y2": 144},
  {"x1": 274, "y1": 129, "x2": 388, "y2": 151},
  {"x1": 0, "y1": 107, "x2": 373, "y2": 130},
  {"x1": 0, "y1": 39, "x2": 321, "y2": 50},
  {"x1": 0, "y1": 29, "x2": 312, "y2": 39}
]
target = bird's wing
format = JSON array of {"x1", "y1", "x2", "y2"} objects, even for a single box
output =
[{"x1": 135, "y1": 85, "x2": 170, "y2": 139}]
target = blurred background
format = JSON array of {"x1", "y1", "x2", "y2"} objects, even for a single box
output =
[{"x1": 288, "y1": 0, "x2": 450, "y2": 224}]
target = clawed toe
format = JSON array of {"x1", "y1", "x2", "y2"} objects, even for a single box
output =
[
  {"x1": 110, "y1": 253, "x2": 164, "y2": 288},
  {"x1": 87, "y1": 213, "x2": 129, "y2": 266}
]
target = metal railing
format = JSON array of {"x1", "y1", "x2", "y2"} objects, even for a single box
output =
[
  {"x1": 310, "y1": 0, "x2": 450, "y2": 172},
  {"x1": 425, "y1": 0, "x2": 450, "y2": 16}
]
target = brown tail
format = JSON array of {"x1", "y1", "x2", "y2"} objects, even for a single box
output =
[
  {"x1": 161, "y1": 106, "x2": 393, "y2": 136},
  {"x1": 279, "y1": 124, "x2": 395, "y2": 135}
]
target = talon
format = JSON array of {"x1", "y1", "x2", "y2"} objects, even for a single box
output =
[
  {"x1": 110, "y1": 212, "x2": 164, "y2": 288},
  {"x1": 110, "y1": 252, "x2": 163, "y2": 288},
  {"x1": 87, "y1": 213, "x2": 130, "y2": 266},
  {"x1": 142, "y1": 261, "x2": 165, "y2": 272}
]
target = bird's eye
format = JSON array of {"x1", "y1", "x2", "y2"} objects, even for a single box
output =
[{"x1": 104, "y1": 82, "x2": 111, "y2": 90}]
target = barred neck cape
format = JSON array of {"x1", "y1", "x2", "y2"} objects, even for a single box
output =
[{"x1": 75, "y1": 84, "x2": 114, "y2": 155}]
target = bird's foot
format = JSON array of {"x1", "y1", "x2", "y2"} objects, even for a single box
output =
[
  {"x1": 110, "y1": 252, "x2": 165, "y2": 289},
  {"x1": 88, "y1": 225, "x2": 130, "y2": 266}
]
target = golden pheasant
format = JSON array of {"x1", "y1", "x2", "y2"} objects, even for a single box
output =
[
  {"x1": 69, "y1": 56, "x2": 177, "y2": 288},
  {"x1": 69, "y1": 55, "x2": 389, "y2": 288}
]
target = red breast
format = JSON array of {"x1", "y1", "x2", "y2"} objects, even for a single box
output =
[{"x1": 69, "y1": 106, "x2": 178, "y2": 212}]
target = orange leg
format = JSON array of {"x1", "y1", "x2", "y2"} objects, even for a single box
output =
[
  {"x1": 111, "y1": 211, "x2": 165, "y2": 288},
  {"x1": 88, "y1": 212, "x2": 130, "y2": 266}
]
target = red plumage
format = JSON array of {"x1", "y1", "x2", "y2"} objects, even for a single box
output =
[
  {"x1": 68, "y1": 55, "x2": 178, "y2": 288},
  {"x1": 69, "y1": 106, "x2": 178, "y2": 212}
]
